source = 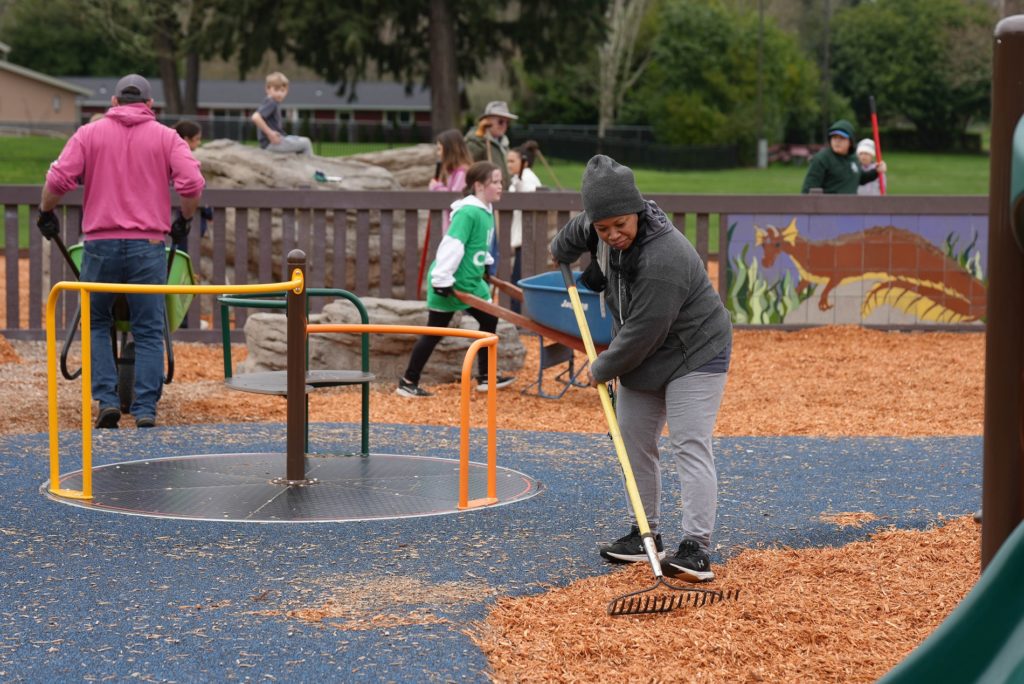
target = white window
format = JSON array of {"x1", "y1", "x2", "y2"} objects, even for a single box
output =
[{"x1": 52, "y1": 95, "x2": 61, "y2": 112}]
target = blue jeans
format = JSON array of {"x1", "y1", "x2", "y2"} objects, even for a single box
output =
[{"x1": 80, "y1": 239, "x2": 167, "y2": 418}]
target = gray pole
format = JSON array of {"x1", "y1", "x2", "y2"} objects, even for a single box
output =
[
  {"x1": 821, "y1": 0, "x2": 832, "y2": 142},
  {"x1": 756, "y1": 0, "x2": 767, "y2": 169},
  {"x1": 982, "y1": 15, "x2": 1024, "y2": 567}
]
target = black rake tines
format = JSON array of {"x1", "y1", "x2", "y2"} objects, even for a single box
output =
[{"x1": 608, "y1": 578, "x2": 741, "y2": 616}]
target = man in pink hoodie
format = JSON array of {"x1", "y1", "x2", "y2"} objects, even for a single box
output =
[{"x1": 38, "y1": 74, "x2": 205, "y2": 429}]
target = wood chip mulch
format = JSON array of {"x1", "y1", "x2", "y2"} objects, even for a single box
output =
[
  {"x1": 0, "y1": 325, "x2": 984, "y2": 437},
  {"x1": 0, "y1": 335, "x2": 19, "y2": 365},
  {"x1": 473, "y1": 516, "x2": 980, "y2": 684},
  {"x1": 2, "y1": 325, "x2": 986, "y2": 681},
  {"x1": 247, "y1": 574, "x2": 496, "y2": 633}
]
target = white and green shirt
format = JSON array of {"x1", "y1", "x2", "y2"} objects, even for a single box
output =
[{"x1": 426, "y1": 196, "x2": 495, "y2": 312}]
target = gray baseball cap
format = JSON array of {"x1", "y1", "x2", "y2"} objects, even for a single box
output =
[{"x1": 115, "y1": 74, "x2": 152, "y2": 103}]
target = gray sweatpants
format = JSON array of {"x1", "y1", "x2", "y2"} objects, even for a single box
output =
[
  {"x1": 267, "y1": 135, "x2": 313, "y2": 155},
  {"x1": 615, "y1": 371, "x2": 727, "y2": 552}
]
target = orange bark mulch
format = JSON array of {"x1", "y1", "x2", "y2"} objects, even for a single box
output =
[
  {"x1": 475, "y1": 517, "x2": 980, "y2": 684},
  {"x1": 0, "y1": 335, "x2": 19, "y2": 364},
  {"x1": 1, "y1": 325, "x2": 987, "y2": 682}
]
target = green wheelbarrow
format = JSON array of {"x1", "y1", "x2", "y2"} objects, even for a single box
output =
[{"x1": 55, "y1": 236, "x2": 196, "y2": 413}]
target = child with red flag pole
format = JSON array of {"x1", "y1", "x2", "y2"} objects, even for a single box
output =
[{"x1": 870, "y1": 95, "x2": 887, "y2": 195}]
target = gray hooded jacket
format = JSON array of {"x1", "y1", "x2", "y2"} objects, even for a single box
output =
[{"x1": 549, "y1": 201, "x2": 732, "y2": 391}]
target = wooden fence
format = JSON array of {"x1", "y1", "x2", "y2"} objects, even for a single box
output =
[{"x1": 0, "y1": 186, "x2": 988, "y2": 341}]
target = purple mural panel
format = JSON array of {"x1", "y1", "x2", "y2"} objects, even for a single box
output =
[{"x1": 726, "y1": 214, "x2": 988, "y2": 326}]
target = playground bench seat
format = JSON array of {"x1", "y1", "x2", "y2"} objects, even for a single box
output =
[{"x1": 223, "y1": 369, "x2": 375, "y2": 395}]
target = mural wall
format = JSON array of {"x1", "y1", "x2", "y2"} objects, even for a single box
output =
[{"x1": 726, "y1": 214, "x2": 988, "y2": 325}]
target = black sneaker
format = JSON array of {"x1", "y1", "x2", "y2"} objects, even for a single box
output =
[
  {"x1": 663, "y1": 538, "x2": 715, "y2": 582},
  {"x1": 135, "y1": 416, "x2": 156, "y2": 429},
  {"x1": 95, "y1": 406, "x2": 121, "y2": 429},
  {"x1": 475, "y1": 375, "x2": 515, "y2": 392},
  {"x1": 599, "y1": 525, "x2": 665, "y2": 563},
  {"x1": 396, "y1": 378, "x2": 433, "y2": 398}
]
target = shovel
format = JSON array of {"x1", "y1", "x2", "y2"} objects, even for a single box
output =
[{"x1": 558, "y1": 263, "x2": 739, "y2": 616}]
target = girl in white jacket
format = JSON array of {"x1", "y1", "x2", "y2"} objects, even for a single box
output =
[{"x1": 506, "y1": 140, "x2": 543, "y2": 311}]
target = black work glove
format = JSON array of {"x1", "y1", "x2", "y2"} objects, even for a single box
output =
[
  {"x1": 432, "y1": 284, "x2": 455, "y2": 298},
  {"x1": 37, "y1": 210, "x2": 60, "y2": 241},
  {"x1": 170, "y1": 213, "x2": 192, "y2": 242}
]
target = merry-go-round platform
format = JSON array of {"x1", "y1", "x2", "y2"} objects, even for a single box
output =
[{"x1": 43, "y1": 450, "x2": 540, "y2": 522}]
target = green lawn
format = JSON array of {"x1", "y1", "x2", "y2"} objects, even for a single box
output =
[
  {"x1": 0, "y1": 136, "x2": 67, "y2": 185},
  {"x1": 0, "y1": 135, "x2": 992, "y2": 250},
  {"x1": 532, "y1": 152, "x2": 990, "y2": 195},
  {"x1": 1, "y1": 134, "x2": 990, "y2": 193}
]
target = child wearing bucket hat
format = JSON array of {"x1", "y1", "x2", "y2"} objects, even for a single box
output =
[
  {"x1": 801, "y1": 119, "x2": 888, "y2": 194},
  {"x1": 550, "y1": 155, "x2": 732, "y2": 582},
  {"x1": 856, "y1": 138, "x2": 882, "y2": 196}
]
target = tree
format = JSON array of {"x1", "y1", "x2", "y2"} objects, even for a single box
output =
[
  {"x1": 0, "y1": 0, "x2": 157, "y2": 77},
  {"x1": 513, "y1": 59, "x2": 601, "y2": 125},
  {"x1": 830, "y1": 0, "x2": 995, "y2": 148},
  {"x1": 597, "y1": 0, "x2": 656, "y2": 139},
  {"x1": 81, "y1": 0, "x2": 225, "y2": 114},
  {"x1": 209, "y1": 0, "x2": 608, "y2": 135},
  {"x1": 621, "y1": 0, "x2": 824, "y2": 150}
]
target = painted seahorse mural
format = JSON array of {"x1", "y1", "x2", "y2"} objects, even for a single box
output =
[{"x1": 755, "y1": 218, "x2": 987, "y2": 323}]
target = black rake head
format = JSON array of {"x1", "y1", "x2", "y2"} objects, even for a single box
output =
[{"x1": 608, "y1": 577, "x2": 741, "y2": 616}]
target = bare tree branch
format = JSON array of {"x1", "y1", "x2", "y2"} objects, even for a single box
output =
[{"x1": 597, "y1": 0, "x2": 652, "y2": 139}]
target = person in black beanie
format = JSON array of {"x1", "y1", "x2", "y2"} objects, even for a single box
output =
[
  {"x1": 801, "y1": 119, "x2": 888, "y2": 194},
  {"x1": 550, "y1": 154, "x2": 732, "y2": 582}
]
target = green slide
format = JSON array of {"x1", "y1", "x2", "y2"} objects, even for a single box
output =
[{"x1": 878, "y1": 518, "x2": 1024, "y2": 683}]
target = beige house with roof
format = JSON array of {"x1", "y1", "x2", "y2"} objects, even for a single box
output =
[{"x1": 0, "y1": 42, "x2": 91, "y2": 128}]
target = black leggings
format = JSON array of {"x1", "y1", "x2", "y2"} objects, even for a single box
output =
[{"x1": 402, "y1": 307, "x2": 499, "y2": 384}]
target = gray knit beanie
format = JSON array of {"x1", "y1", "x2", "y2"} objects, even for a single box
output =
[{"x1": 580, "y1": 155, "x2": 645, "y2": 222}]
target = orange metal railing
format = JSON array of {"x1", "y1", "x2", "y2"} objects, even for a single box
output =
[{"x1": 308, "y1": 323, "x2": 498, "y2": 509}]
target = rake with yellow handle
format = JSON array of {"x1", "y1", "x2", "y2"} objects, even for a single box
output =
[{"x1": 558, "y1": 263, "x2": 739, "y2": 616}]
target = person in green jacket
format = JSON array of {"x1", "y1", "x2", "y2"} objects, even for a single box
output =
[
  {"x1": 801, "y1": 119, "x2": 888, "y2": 194},
  {"x1": 464, "y1": 101, "x2": 518, "y2": 189},
  {"x1": 396, "y1": 161, "x2": 516, "y2": 398}
]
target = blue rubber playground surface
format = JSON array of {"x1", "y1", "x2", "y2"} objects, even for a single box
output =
[{"x1": 0, "y1": 423, "x2": 980, "y2": 681}]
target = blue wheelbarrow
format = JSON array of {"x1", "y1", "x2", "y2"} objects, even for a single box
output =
[{"x1": 454, "y1": 271, "x2": 612, "y2": 399}]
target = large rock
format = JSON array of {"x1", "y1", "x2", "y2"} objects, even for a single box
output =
[
  {"x1": 351, "y1": 144, "x2": 437, "y2": 189},
  {"x1": 190, "y1": 140, "x2": 414, "y2": 293},
  {"x1": 194, "y1": 139, "x2": 400, "y2": 191},
  {"x1": 240, "y1": 297, "x2": 525, "y2": 385}
]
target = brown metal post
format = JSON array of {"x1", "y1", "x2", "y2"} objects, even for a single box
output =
[
  {"x1": 286, "y1": 249, "x2": 307, "y2": 482},
  {"x1": 982, "y1": 15, "x2": 1024, "y2": 567}
]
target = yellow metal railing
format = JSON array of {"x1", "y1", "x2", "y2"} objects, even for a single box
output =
[{"x1": 45, "y1": 270, "x2": 305, "y2": 499}]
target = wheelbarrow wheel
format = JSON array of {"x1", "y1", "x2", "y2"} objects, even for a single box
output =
[{"x1": 118, "y1": 339, "x2": 135, "y2": 414}]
